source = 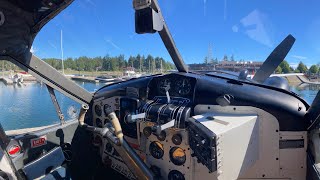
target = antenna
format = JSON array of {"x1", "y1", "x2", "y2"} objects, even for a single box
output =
[
  {"x1": 208, "y1": 43, "x2": 213, "y2": 63},
  {"x1": 61, "y1": 29, "x2": 64, "y2": 75}
]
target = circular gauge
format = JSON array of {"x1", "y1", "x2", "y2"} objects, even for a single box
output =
[
  {"x1": 149, "y1": 141, "x2": 164, "y2": 159},
  {"x1": 157, "y1": 131, "x2": 166, "y2": 141},
  {"x1": 172, "y1": 134, "x2": 182, "y2": 145},
  {"x1": 158, "y1": 78, "x2": 171, "y2": 94},
  {"x1": 96, "y1": 118, "x2": 103, "y2": 128},
  {"x1": 169, "y1": 147, "x2": 186, "y2": 166},
  {"x1": 105, "y1": 142, "x2": 114, "y2": 154},
  {"x1": 95, "y1": 104, "x2": 102, "y2": 116},
  {"x1": 168, "y1": 170, "x2": 185, "y2": 180},
  {"x1": 143, "y1": 127, "x2": 152, "y2": 137},
  {"x1": 175, "y1": 78, "x2": 191, "y2": 95},
  {"x1": 104, "y1": 104, "x2": 112, "y2": 116}
]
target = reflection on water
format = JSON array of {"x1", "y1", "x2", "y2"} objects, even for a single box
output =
[
  {"x1": 290, "y1": 83, "x2": 320, "y2": 104},
  {"x1": 0, "y1": 81, "x2": 104, "y2": 130},
  {"x1": 0, "y1": 81, "x2": 319, "y2": 131}
]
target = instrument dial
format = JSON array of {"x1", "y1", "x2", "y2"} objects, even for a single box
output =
[
  {"x1": 158, "y1": 78, "x2": 171, "y2": 94},
  {"x1": 169, "y1": 147, "x2": 186, "y2": 166},
  {"x1": 168, "y1": 170, "x2": 185, "y2": 180},
  {"x1": 149, "y1": 141, "x2": 164, "y2": 159},
  {"x1": 95, "y1": 104, "x2": 102, "y2": 116},
  {"x1": 96, "y1": 118, "x2": 103, "y2": 128},
  {"x1": 176, "y1": 78, "x2": 191, "y2": 95}
]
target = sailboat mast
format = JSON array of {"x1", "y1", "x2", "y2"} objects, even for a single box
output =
[{"x1": 61, "y1": 30, "x2": 65, "y2": 75}]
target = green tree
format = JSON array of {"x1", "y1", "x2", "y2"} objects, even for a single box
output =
[
  {"x1": 289, "y1": 66, "x2": 294, "y2": 72},
  {"x1": 41, "y1": 54, "x2": 174, "y2": 73},
  {"x1": 223, "y1": 55, "x2": 228, "y2": 61},
  {"x1": 204, "y1": 57, "x2": 208, "y2": 64},
  {"x1": 230, "y1": 54, "x2": 235, "y2": 61},
  {"x1": 279, "y1": 60, "x2": 290, "y2": 73},
  {"x1": 275, "y1": 66, "x2": 282, "y2": 74},
  {"x1": 309, "y1": 65, "x2": 318, "y2": 74},
  {"x1": 296, "y1": 61, "x2": 308, "y2": 73}
]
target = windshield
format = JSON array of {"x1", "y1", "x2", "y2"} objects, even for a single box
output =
[{"x1": 33, "y1": 0, "x2": 319, "y2": 71}]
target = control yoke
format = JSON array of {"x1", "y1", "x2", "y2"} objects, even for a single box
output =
[{"x1": 77, "y1": 105, "x2": 154, "y2": 180}]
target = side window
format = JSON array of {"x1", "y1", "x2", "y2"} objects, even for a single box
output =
[{"x1": 0, "y1": 60, "x2": 97, "y2": 131}]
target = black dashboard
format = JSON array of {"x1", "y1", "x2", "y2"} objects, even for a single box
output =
[{"x1": 88, "y1": 72, "x2": 310, "y2": 180}]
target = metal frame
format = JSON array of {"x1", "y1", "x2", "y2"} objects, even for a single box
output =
[
  {"x1": 47, "y1": 85, "x2": 65, "y2": 124},
  {"x1": 1, "y1": 54, "x2": 93, "y2": 105},
  {"x1": 150, "y1": 0, "x2": 189, "y2": 73}
]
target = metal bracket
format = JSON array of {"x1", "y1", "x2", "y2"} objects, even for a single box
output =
[{"x1": 46, "y1": 85, "x2": 65, "y2": 124}]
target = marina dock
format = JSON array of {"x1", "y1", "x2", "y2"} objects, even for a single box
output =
[
  {"x1": 0, "y1": 77, "x2": 13, "y2": 85},
  {"x1": 272, "y1": 73, "x2": 320, "y2": 85},
  {"x1": 71, "y1": 76, "x2": 99, "y2": 83}
]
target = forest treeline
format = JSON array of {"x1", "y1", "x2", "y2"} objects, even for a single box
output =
[{"x1": 42, "y1": 54, "x2": 175, "y2": 72}]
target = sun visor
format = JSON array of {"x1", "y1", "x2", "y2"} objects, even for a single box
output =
[{"x1": 0, "y1": 0, "x2": 73, "y2": 61}]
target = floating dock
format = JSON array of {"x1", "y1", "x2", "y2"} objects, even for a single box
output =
[
  {"x1": 71, "y1": 76, "x2": 99, "y2": 83},
  {"x1": 0, "y1": 77, "x2": 13, "y2": 85},
  {"x1": 272, "y1": 73, "x2": 320, "y2": 85}
]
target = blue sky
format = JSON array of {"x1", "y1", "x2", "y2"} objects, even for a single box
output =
[{"x1": 33, "y1": 0, "x2": 320, "y2": 68}]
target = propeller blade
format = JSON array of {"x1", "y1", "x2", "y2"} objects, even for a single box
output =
[
  {"x1": 307, "y1": 91, "x2": 320, "y2": 130},
  {"x1": 253, "y1": 34, "x2": 296, "y2": 83}
]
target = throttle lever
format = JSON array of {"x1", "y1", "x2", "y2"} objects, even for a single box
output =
[
  {"x1": 152, "y1": 119, "x2": 175, "y2": 135},
  {"x1": 126, "y1": 113, "x2": 146, "y2": 123},
  {"x1": 82, "y1": 124, "x2": 120, "y2": 145}
]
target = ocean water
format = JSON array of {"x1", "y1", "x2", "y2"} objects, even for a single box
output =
[
  {"x1": 0, "y1": 81, "x2": 104, "y2": 130},
  {"x1": 0, "y1": 81, "x2": 319, "y2": 131}
]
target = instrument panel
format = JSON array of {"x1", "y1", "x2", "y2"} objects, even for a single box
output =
[
  {"x1": 148, "y1": 74, "x2": 196, "y2": 100},
  {"x1": 88, "y1": 73, "x2": 309, "y2": 180}
]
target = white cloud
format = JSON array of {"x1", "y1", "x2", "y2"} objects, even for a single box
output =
[
  {"x1": 203, "y1": 0, "x2": 207, "y2": 16},
  {"x1": 104, "y1": 38, "x2": 122, "y2": 51},
  {"x1": 85, "y1": 0, "x2": 97, "y2": 7},
  {"x1": 48, "y1": 40, "x2": 57, "y2": 50},
  {"x1": 291, "y1": 55, "x2": 307, "y2": 60},
  {"x1": 224, "y1": 0, "x2": 227, "y2": 20},
  {"x1": 234, "y1": 9, "x2": 274, "y2": 47},
  {"x1": 232, "y1": 25, "x2": 238, "y2": 32},
  {"x1": 289, "y1": 63, "x2": 298, "y2": 69}
]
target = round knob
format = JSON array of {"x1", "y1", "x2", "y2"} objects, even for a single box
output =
[
  {"x1": 172, "y1": 134, "x2": 182, "y2": 145},
  {"x1": 157, "y1": 131, "x2": 166, "y2": 141},
  {"x1": 143, "y1": 127, "x2": 152, "y2": 137}
]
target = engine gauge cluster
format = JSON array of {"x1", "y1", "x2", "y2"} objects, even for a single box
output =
[{"x1": 149, "y1": 74, "x2": 196, "y2": 99}]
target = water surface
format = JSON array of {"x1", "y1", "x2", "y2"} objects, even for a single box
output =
[{"x1": 0, "y1": 81, "x2": 104, "y2": 130}]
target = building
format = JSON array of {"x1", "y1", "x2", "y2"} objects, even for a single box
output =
[{"x1": 188, "y1": 60, "x2": 263, "y2": 74}]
